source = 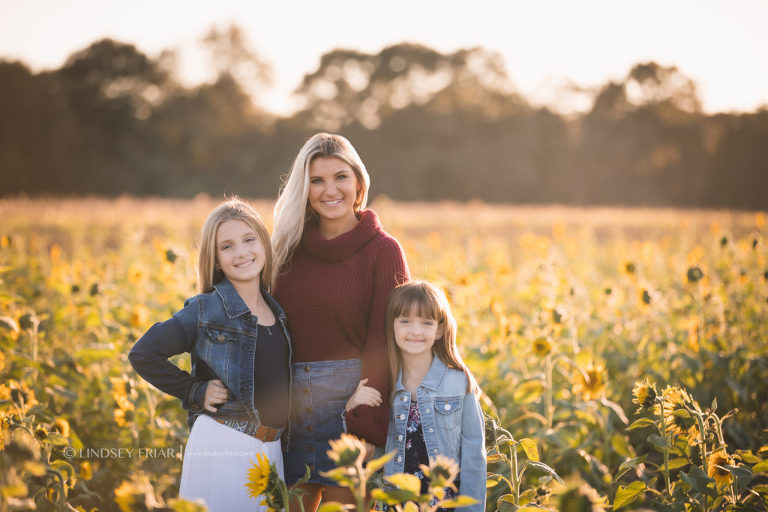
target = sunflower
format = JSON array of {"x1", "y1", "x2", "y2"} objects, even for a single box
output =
[
  {"x1": 661, "y1": 386, "x2": 700, "y2": 445},
  {"x1": 79, "y1": 460, "x2": 93, "y2": 480},
  {"x1": 129, "y1": 304, "x2": 150, "y2": 328},
  {"x1": 245, "y1": 453, "x2": 270, "y2": 500},
  {"x1": 327, "y1": 433, "x2": 365, "y2": 466},
  {"x1": 34, "y1": 425, "x2": 48, "y2": 441},
  {"x1": 110, "y1": 376, "x2": 137, "y2": 412},
  {"x1": 621, "y1": 261, "x2": 637, "y2": 277},
  {"x1": 52, "y1": 418, "x2": 70, "y2": 438},
  {"x1": 632, "y1": 379, "x2": 657, "y2": 413},
  {"x1": 707, "y1": 449, "x2": 734, "y2": 488},
  {"x1": 420, "y1": 454, "x2": 460, "y2": 493},
  {"x1": 532, "y1": 338, "x2": 552, "y2": 358},
  {"x1": 7, "y1": 379, "x2": 39, "y2": 412},
  {"x1": 573, "y1": 362, "x2": 606, "y2": 401}
]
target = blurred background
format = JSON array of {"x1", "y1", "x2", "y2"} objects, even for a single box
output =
[{"x1": 1, "y1": 0, "x2": 767, "y2": 209}]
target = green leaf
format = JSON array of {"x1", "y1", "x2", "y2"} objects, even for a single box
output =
[
  {"x1": 1, "y1": 482, "x2": 29, "y2": 498},
  {"x1": 611, "y1": 433, "x2": 631, "y2": 458},
  {"x1": 617, "y1": 454, "x2": 648, "y2": 473},
  {"x1": 50, "y1": 459, "x2": 75, "y2": 480},
  {"x1": 386, "y1": 473, "x2": 422, "y2": 495},
  {"x1": 723, "y1": 464, "x2": 753, "y2": 488},
  {"x1": 366, "y1": 450, "x2": 394, "y2": 473},
  {"x1": 627, "y1": 417, "x2": 655, "y2": 431},
  {"x1": 497, "y1": 494, "x2": 517, "y2": 504},
  {"x1": 680, "y1": 466, "x2": 713, "y2": 493},
  {"x1": 487, "y1": 453, "x2": 506, "y2": 464},
  {"x1": 710, "y1": 397, "x2": 717, "y2": 412},
  {"x1": 436, "y1": 495, "x2": 479, "y2": 508},
  {"x1": 753, "y1": 460, "x2": 768, "y2": 473},
  {"x1": 46, "y1": 433, "x2": 70, "y2": 447},
  {"x1": 518, "y1": 438, "x2": 539, "y2": 461},
  {"x1": 647, "y1": 434, "x2": 668, "y2": 450},
  {"x1": 371, "y1": 488, "x2": 419, "y2": 505},
  {"x1": 613, "y1": 481, "x2": 646, "y2": 509},
  {"x1": 513, "y1": 379, "x2": 545, "y2": 404},
  {"x1": 736, "y1": 450, "x2": 762, "y2": 464},
  {"x1": 486, "y1": 475, "x2": 502, "y2": 488},
  {"x1": 317, "y1": 503, "x2": 346, "y2": 512},
  {"x1": 667, "y1": 457, "x2": 690, "y2": 470},
  {"x1": 23, "y1": 461, "x2": 47, "y2": 477},
  {"x1": 525, "y1": 461, "x2": 564, "y2": 485},
  {"x1": 169, "y1": 498, "x2": 209, "y2": 512}
]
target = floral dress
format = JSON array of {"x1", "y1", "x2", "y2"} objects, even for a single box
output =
[{"x1": 392, "y1": 400, "x2": 458, "y2": 510}]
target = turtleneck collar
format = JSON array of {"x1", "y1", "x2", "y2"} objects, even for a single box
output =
[{"x1": 301, "y1": 209, "x2": 383, "y2": 263}]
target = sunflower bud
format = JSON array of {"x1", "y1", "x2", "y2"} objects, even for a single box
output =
[{"x1": 327, "y1": 433, "x2": 365, "y2": 466}]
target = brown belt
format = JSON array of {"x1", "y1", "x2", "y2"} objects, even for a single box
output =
[{"x1": 212, "y1": 416, "x2": 283, "y2": 442}]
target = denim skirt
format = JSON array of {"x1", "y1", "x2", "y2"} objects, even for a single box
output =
[{"x1": 283, "y1": 358, "x2": 361, "y2": 485}]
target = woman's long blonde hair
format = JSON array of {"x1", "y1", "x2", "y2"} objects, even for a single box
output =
[
  {"x1": 198, "y1": 197, "x2": 273, "y2": 294},
  {"x1": 384, "y1": 281, "x2": 479, "y2": 395},
  {"x1": 271, "y1": 133, "x2": 370, "y2": 279}
]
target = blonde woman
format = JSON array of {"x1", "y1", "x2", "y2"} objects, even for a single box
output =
[{"x1": 272, "y1": 133, "x2": 409, "y2": 510}]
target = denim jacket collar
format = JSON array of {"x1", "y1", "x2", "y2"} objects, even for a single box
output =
[
  {"x1": 213, "y1": 278, "x2": 250, "y2": 318},
  {"x1": 212, "y1": 278, "x2": 287, "y2": 321},
  {"x1": 394, "y1": 355, "x2": 448, "y2": 393}
]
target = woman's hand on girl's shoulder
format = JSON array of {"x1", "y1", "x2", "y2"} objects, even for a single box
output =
[{"x1": 345, "y1": 378, "x2": 382, "y2": 412}]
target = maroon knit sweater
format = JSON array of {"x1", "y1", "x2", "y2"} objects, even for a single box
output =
[{"x1": 273, "y1": 209, "x2": 409, "y2": 446}]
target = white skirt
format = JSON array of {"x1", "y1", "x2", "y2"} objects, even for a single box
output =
[{"x1": 179, "y1": 415, "x2": 284, "y2": 512}]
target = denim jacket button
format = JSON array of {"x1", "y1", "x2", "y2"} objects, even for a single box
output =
[
  {"x1": 397, "y1": 434, "x2": 403, "y2": 441},
  {"x1": 429, "y1": 427, "x2": 434, "y2": 433},
  {"x1": 444, "y1": 404, "x2": 451, "y2": 410},
  {"x1": 217, "y1": 333, "x2": 226, "y2": 342},
  {"x1": 399, "y1": 413, "x2": 406, "y2": 420},
  {"x1": 425, "y1": 408, "x2": 431, "y2": 413},
  {"x1": 397, "y1": 456, "x2": 402, "y2": 462},
  {"x1": 402, "y1": 396, "x2": 408, "y2": 402}
]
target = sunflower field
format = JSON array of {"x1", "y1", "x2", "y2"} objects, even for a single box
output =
[{"x1": 1, "y1": 197, "x2": 767, "y2": 511}]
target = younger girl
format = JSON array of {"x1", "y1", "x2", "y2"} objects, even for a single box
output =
[
  {"x1": 129, "y1": 197, "x2": 291, "y2": 511},
  {"x1": 347, "y1": 280, "x2": 486, "y2": 511}
]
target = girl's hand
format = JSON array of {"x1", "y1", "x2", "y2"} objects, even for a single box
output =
[
  {"x1": 345, "y1": 378, "x2": 382, "y2": 412},
  {"x1": 204, "y1": 379, "x2": 229, "y2": 412}
]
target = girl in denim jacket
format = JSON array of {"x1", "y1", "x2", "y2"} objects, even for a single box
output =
[
  {"x1": 129, "y1": 198, "x2": 291, "y2": 511},
  {"x1": 347, "y1": 281, "x2": 486, "y2": 511}
]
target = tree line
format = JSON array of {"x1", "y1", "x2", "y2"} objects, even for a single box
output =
[{"x1": 1, "y1": 28, "x2": 766, "y2": 209}]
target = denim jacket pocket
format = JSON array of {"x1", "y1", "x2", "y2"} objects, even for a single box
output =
[
  {"x1": 434, "y1": 397, "x2": 462, "y2": 430},
  {"x1": 203, "y1": 325, "x2": 239, "y2": 344}
]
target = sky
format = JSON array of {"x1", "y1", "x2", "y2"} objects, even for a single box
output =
[{"x1": 1, "y1": 0, "x2": 767, "y2": 115}]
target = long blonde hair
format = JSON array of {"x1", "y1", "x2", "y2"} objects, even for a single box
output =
[
  {"x1": 271, "y1": 133, "x2": 370, "y2": 278},
  {"x1": 198, "y1": 197, "x2": 273, "y2": 294},
  {"x1": 384, "y1": 281, "x2": 479, "y2": 395}
]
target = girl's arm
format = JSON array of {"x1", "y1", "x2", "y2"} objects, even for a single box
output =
[
  {"x1": 459, "y1": 390, "x2": 487, "y2": 512},
  {"x1": 344, "y1": 236, "x2": 409, "y2": 447},
  {"x1": 128, "y1": 303, "x2": 208, "y2": 411}
]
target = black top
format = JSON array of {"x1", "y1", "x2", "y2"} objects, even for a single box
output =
[{"x1": 253, "y1": 321, "x2": 289, "y2": 428}]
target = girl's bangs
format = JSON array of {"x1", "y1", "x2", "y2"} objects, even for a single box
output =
[{"x1": 391, "y1": 285, "x2": 442, "y2": 320}]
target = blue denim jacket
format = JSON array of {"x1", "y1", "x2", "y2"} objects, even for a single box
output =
[
  {"x1": 129, "y1": 278, "x2": 292, "y2": 439},
  {"x1": 384, "y1": 357, "x2": 486, "y2": 512}
]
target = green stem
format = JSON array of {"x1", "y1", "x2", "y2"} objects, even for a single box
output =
[
  {"x1": 694, "y1": 413, "x2": 709, "y2": 512},
  {"x1": 656, "y1": 398, "x2": 672, "y2": 497},
  {"x1": 511, "y1": 443, "x2": 520, "y2": 505},
  {"x1": 545, "y1": 354, "x2": 553, "y2": 430}
]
